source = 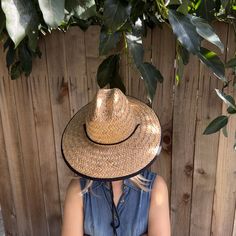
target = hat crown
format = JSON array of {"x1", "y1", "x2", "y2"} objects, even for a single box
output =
[{"x1": 85, "y1": 88, "x2": 137, "y2": 144}]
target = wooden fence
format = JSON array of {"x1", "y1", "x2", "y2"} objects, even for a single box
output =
[{"x1": 0, "y1": 22, "x2": 236, "y2": 236}]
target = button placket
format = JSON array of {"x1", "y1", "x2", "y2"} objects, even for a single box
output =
[{"x1": 117, "y1": 184, "x2": 128, "y2": 210}]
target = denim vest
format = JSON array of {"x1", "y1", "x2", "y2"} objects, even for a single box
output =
[{"x1": 79, "y1": 169, "x2": 157, "y2": 236}]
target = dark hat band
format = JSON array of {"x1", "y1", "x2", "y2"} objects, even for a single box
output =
[{"x1": 83, "y1": 123, "x2": 140, "y2": 145}]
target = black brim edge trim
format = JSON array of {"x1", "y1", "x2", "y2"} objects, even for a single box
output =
[
  {"x1": 61, "y1": 133, "x2": 163, "y2": 181},
  {"x1": 61, "y1": 142, "x2": 160, "y2": 181}
]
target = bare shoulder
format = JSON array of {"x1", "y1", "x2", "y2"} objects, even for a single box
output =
[
  {"x1": 151, "y1": 174, "x2": 169, "y2": 197},
  {"x1": 148, "y1": 174, "x2": 171, "y2": 236},
  {"x1": 61, "y1": 178, "x2": 84, "y2": 236},
  {"x1": 66, "y1": 178, "x2": 83, "y2": 196},
  {"x1": 63, "y1": 178, "x2": 84, "y2": 213},
  {"x1": 63, "y1": 178, "x2": 84, "y2": 209}
]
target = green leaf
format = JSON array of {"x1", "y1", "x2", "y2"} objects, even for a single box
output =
[
  {"x1": 3, "y1": 37, "x2": 11, "y2": 51},
  {"x1": 27, "y1": 29, "x2": 39, "y2": 53},
  {"x1": 177, "y1": 0, "x2": 190, "y2": 15},
  {"x1": 110, "y1": 73, "x2": 126, "y2": 94},
  {"x1": 1, "y1": 0, "x2": 39, "y2": 48},
  {"x1": 175, "y1": 50, "x2": 184, "y2": 85},
  {"x1": 126, "y1": 33, "x2": 144, "y2": 67},
  {"x1": 215, "y1": 88, "x2": 236, "y2": 110},
  {"x1": 103, "y1": 0, "x2": 131, "y2": 32},
  {"x1": 99, "y1": 28, "x2": 122, "y2": 55},
  {"x1": 227, "y1": 106, "x2": 236, "y2": 114},
  {"x1": 130, "y1": 1, "x2": 145, "y2": 23},
  {"x1": 194, "y1": 0, "x2": 216, "y2": 22},
  {"x1": 10, "y1": 61, "x2": 22, "y2": 80},
  {"x1": 221, "y1": 0, "x2": 229, "y2": 9},
  {"x1": 6, "y1": 40, "x2": 15, "y2": 69},
  {"x1": 175, "y1": 40, "x2": 186, "y2": 85},
  {"x1": 131, "y1": 18, "x2": 145, "y2": 37},
  {"x1": 125, "y1": 18, "x2": 145, "y2": 66},
  {"x1": 168, "y1": 0, "x2": 182, "y2": 5},
  {"x1": 97, "y1": 54, "x2": 126, "y2": 93},
  {"x1": 38, "y1": 0, "x2": 65, "y2": 28},
  {"x1": 97, "y1": 55, "x2": 118, "y2": 87},
  {"x1": 138, "y1": 62, "x2": 164, "y2": 103},
  {"x1": 225, "y1": 57, "x2": 236, "y2": 68},
  {"x1": 65, "y1": 0, "x2": 96, "y2": 20},
  {"x1": 189, "y1": 0, "x2": 201, "y2": 11},
  {"x1": 189, "y1": 15, "x2": 224, "y2": 53},
  {"x1": 19, "y1": 42, "x2": 32, "y2": 76},
  {"x1": 203, "y1": 115, "x2": 228, "y2": 135},
  {"x1": 222, "y1": 125, "x2": 228, "y2": 137},
  {"x1": 168, "y1": 9, "x2": 201, "y2": 54},
  {"x1": 197, "y1": 47, "x2": 226, "y2": 82},
  {"x1": 0, "y1": 4, "x2": 5, "y2": 35},
  {"x1": 178, "y1": 43, "x2": 190, "y2": 65},
  {"x1": 70, "y1": 18, "x2": 93, "y2": 31}
]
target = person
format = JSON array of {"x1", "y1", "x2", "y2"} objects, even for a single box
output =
[{"x1": 60, "y1": 88, "x2": 171, "y2": 236}]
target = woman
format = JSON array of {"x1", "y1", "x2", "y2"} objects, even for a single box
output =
[{"x1": 61, "y1": 88, "x2": 171, "y2": 236}]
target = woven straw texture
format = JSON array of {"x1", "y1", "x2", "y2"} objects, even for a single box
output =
[{"x1": 61, "y1": 88, "x2": 161, "y2": 180}]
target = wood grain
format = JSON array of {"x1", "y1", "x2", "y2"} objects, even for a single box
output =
[
  {"x1": 150, "y1": 24, "x2": 176, "y2": 200},
  {"x1": 44, "y1": 30, "x2": 72, "y2": 219},
  {"x1": 171, "y1": 52, "x2": 199, "y2": 236},
  {"x1": 30, "y1": 36, "x2": 62, "y2": 235},
  {"x1": 189, "y1": 21, "x2": 227, "y2": 236},
  {"x1": 211, "y1": 23, "x2": 236, "y2": 236},
  {"x1": 0, "y1": 49, "x2": 32, "y2": 235},
  {"x1": 0, "y1": 24, "x2": 235, "y2": 236}
]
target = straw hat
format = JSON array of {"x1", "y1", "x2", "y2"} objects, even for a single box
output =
[{"x1": 61, "y1": 88, "x2": 162, "y2": 181}]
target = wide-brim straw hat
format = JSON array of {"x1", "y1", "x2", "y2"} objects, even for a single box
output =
[{"x1": 61, "y1": 88, "x2": 162, "y2": 181}]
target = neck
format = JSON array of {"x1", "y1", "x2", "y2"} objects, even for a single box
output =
[
  {"x1": 105, "y1": 180, "x2": 123, "y2": 190},
  {"x1": 112, "y1": 180, "x2": 123, "y2": 188}
]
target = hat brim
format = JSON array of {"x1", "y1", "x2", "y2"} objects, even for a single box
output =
[{"x1": 61, "y1": 96, "x2": 162, "y2": 181}]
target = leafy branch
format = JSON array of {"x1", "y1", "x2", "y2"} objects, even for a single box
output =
[{"x1": 1, "y1": 0, "x2": 236, "y2": 147}]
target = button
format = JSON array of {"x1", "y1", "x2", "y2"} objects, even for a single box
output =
[{"x1": 120, "y1": 199, "x2": 125, "y2": 203}]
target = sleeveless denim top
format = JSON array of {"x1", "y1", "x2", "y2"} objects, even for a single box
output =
[{"x1": 79, "y1": 169, "x2": 157, "y2": 236}]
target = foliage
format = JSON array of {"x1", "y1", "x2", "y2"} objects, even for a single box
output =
[{"x1": 1, "y1": 0, "x2": 236, "y2": 147}]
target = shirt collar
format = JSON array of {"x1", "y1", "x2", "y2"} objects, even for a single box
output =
[{"x1": 92, "y1": 178, "x2": 139, "y2": 191}]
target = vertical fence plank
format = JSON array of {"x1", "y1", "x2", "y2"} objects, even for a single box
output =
[
  {"x1": 63, "y1": 26, "x2": 90, "y2": 182},
  {"x1": 44, "y1": 31, "x2": 73, "y2": 219},
  {"x1": 0, "y1": 46, "x2": 18, "y2": 236},
  {"x1": 150, "y1": 25, "x2": 176, "y2": 196},
  {"x1": 212, "y1": 84, "x2": 236, "y2": 236},
  {"x1": 13, "y1": 74, "x2": 48, "y2": 235},
  {"x1": 171, "y1": 52, "x2": 199, "y2": 236},
  {"x1": 29, "y1": 37, "x2": 62, "y2": 235},
  {"x1": 0, "y1": 94, "x2": 17, "y2": 236},
  {"x1": 189, "y1": 22, "x2": 227, "y2": 236},
  {"x1": 120, "y1": 52, "x2": 129, "y2": 94},
  {"x1": 84, "y1": 26, "x2": 101, "y2": 101},
  {"x1": 64, "y1": 27, "x2": 89, "y2": 115},
  {"x1": 233, "y1": 209, "x2": 236, "y2": 236},
  {"x1": 211, "y1": 23, "x2": 236, "y2": 236},
  {"x1": 0, "y1": 76, "x2": 33, "y2": 235}
]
